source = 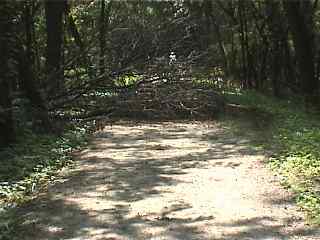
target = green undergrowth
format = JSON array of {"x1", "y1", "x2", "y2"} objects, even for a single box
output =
[
  {"x1": 0, "y1": 125, "x2": 90, "y2": 238},
  {"x1": 224, "y1": 89, "x2": 320, "y2": 225}
]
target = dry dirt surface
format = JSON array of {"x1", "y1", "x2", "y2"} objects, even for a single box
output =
[{"x1": 16, "y1": 121, "x2": 320, "y2": 240}]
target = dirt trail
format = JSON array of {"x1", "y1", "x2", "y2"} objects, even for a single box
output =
[{"x1": 16, "y1": 121, "x2": 319, "y2": 240}]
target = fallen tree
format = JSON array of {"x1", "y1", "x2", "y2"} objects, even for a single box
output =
[{"x1": 110, "y1": 78, "x2": 225, "y2": 120}]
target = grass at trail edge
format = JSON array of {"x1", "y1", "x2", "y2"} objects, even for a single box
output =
[
  {"x1": 224, "y1": 89, "x2": 320, "y2": 225},
  {"x1": 0, "y1": 125, "x2": 90, "y2": 239}
]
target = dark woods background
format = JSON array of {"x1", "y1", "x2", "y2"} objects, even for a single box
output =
[{"x1": 1, "y1": 0, "x2": 320, "y2": 148}]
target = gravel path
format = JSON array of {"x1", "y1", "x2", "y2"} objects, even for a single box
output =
[{"x1": 17, "y1": 121, "x2": 320, "y2": 239}]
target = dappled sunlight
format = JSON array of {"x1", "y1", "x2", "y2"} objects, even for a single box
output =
[
  {"x1": 1, "y1": 0, "x2": 320, "y2": 238},
  {"x1": 14, "y1": 121, "x2": 319, "y2": 239}
]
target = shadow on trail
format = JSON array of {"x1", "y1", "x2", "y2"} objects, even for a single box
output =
[
  {"x1": 13, "y1": 122, "x2": 319, "y2": 239},
  {"x1": 16, "y1": 197, "x2": 211, "y2": 240},
  {"x1": 213, "y1": 216, "x2": 318, "y2": 240}
]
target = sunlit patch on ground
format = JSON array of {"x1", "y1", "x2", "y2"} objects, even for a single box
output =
[{"x1": 15, "y1": 121, "x2": 320, "y2": 240}]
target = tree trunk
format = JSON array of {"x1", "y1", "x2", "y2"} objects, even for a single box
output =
[
  {"x1": 0, "y1": 1, "x2": 16, "y2": 147},
  {"x1": 242, "y1": 1, "x2": 254, "y2": 89},
  {"x1": 266, "y1": 0, "x2": 284, "y2": 97},
  {"x1": 204, "y1": 0, "x2": 229, "y2": 76},
  {"x1": 284, "y1": 1, "x2": 319, "y2": 106},
  {"x1": 99, "y1": 0, "x2": 106, "y2": 75},
  {"x1": 238, "y1": 1, "x2": 248, "y2": 88},
  {"x1": 45, "y1": 0, "x2": 65, "y2": 94},
  {"x1": 20, "y1": 1, "x2": 52, "y2": 132}
]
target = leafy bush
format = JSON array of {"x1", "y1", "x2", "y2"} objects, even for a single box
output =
[
  {"x1": 0, "y1": 125, "x2": 89, "y2": 238},
  {"x1": 0, "y1": 126, "x2": 88, "y2": 204}
]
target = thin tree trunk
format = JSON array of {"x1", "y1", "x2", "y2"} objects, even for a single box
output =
[
  {"x1": 238, "y1": 1, "x2": 248, "y2": 88},
  {"x1": 204, "y1": 0, "x2": 229, "y2": 76},
  {"x1": 242, "y1": 2, "x2": 253, "y2": 88},
  {"x1": 0, "y1": 1, "x2": 16, "y2": 147},
  {"x1": 99, "y1": 0, "x2": 106, "y2": 75}
]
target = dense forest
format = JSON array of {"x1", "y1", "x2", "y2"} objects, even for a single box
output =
[
  {"x1": 1, "y1": 0, "x2": 320, "y2": 239},
  {"x1": 1, "y1": 0, "x2": 320, "y2": 146}
]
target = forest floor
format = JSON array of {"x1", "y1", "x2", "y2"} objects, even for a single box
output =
[{"x1": 12, "y1": 120, "x2": 320, "y2": 240}]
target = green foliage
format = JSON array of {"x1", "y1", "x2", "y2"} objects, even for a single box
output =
[
  {"x1": 192, "y1": 67, "x2": 226, "y2": 90},
  {"x1": 0, "y1": 127, "x2": 88, "y2": 203},
  {"x1": 115, "y1": 73, "x2": 142, "y2": 87},
  {"x1": 0, "y1": 125, "x2": 89, "y2": 238},
  {"x1": 224, "y1": 89, "x2": 320, "y2": 224}
]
